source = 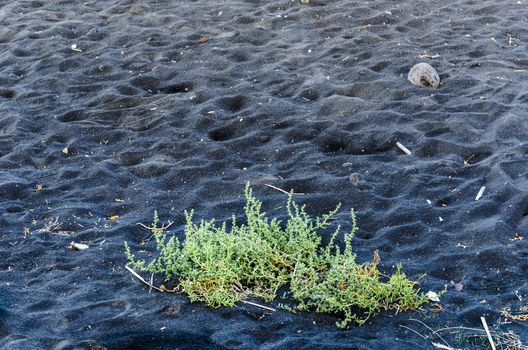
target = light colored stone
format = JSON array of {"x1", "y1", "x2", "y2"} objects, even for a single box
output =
[
  {"x1": 70, "y1": 241, "x2": 89, "y2": 251},
  {"x1": 408, "y1": 63, "x2": 440, "y2": 89}
]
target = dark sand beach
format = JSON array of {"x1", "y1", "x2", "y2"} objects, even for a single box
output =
[{"x1": 1, "y1": 0, "x2": 527, "y2": 349}]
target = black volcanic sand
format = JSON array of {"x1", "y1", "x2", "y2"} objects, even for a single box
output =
[{"x1": 1, "y1": 0, "x2": 527, "y2": 349}]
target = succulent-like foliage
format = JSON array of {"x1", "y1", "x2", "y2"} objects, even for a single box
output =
[{"x1": 125, "y1": 183, "x2": 428, "y2": 328}]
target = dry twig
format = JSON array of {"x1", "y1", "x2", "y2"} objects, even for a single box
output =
[
  {"x1": 419, "y1": 53, "x2": 440, "y2": 59},
  {"x1": 137, "y1": 221, "x2": 174, "y2": 231},
  {"x1": 399, "y1": 324, "x2": 428, "y2": 340},
  {"x1": 475, "y1": 186, "x2": 486, "y2": 201},
  {"x1": 432, "y1": 342, "x2": 457, "y2": 350},
  {"x1": 481, "y1": 316, "x2": 497, "y2": 350},
  {"x1": 125, "y1": 265, "x2": 177, "y2": 293},
  {"x1": 464, "y1": 154, "x2": 475, "y2": 166},
  {"x1": 410, "y1": 319, "x2": 452, "y2": 349},
  {"x1": 240, "y1": 300, "x2": 277, "y2": 312},
  {"x1": 264, "y1": 183, "x2": 305, "y2": 195},
  {"x1": 396, "y1": 141, "x2": 412, "y2": 155}
]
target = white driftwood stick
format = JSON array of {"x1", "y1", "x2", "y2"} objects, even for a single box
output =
[
  {"x1": 475, "y1": 186, "x2": 486, "y2": 201},
  {"x1": 396, "y1": 141, "x2": 412, "y2": 155},
  {"x1": 480, "y1": 316, "x2": 496, "y2": 350}
]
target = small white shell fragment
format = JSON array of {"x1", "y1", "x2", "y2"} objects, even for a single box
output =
[
  {"x1": 70, "y1": 44, "x2": 82, "y2": 52},
  {"x1": 70, "y1": 242, "x2": 89, "y2": 251},
  {"x1": 300, "y1": 0, "x2": 310, "y2": 3},
  {"x1": 395, "y1": 141, "x2": 412, "y2": 155},
  {"x1": 408, "y1": 63, "x2": 440, "y2": 89},
  {"x1": 62, "y1": 147, "x2": 69, "y2": 155},
  {"x1": 426, "y1": 291, "x2": 440, "y2": 302},
  {"x1": 475, "y1": 186, "x2": 486, "y2": 201}
]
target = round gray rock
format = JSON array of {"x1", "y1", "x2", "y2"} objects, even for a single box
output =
[{"x1": 408, "y1": 63, "x2": 440, "y2": 89}]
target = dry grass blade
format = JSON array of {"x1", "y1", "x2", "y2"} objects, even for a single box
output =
[
  {"x1": 410, "y1": 319, "x2": 452, "y2": 349},
  {"x1": 137, "y1": 220, "x2": 174, "y2": 231},
  {"x1": 434, "y1": 325, "x2": 526, "y2": 350},
  {"x1": 125, "y1": 265, "x2": 177, "y2": 293},
  {"x1": 502, "y1": 306, "x2": 528, "y2": 321},
  {"x1": 264, "y1": 183, "x2": 305, "y2": 195},
  {"x1": 436, "y1": 326, "x2": 485, "y2": 333},
  {"x1": 432, "y1": 342, "x2": 459, "y2": 350},
  {"x1": 240, "y1": 300, "x2": 277, "y2": 312},
  {"x1": 475, "y1": 186, "x2": 486, "y2": 201},
  {"x1": 399, "y1": 324, "x2": 428, "y2": 340},
  {"x1": 419, "y1": 53, "x2": 440, "y2": 59}
]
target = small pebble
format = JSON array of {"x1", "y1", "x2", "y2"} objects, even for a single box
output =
[
  {"x1": 70, "y1": 242, "x2": 89, "y2": 251},
  {"x1": 426, "y1": 291, "x2": 440, "y2": 302},
  {"x1": 70, "y1": 44, "x2": 82, "y2": 52},
  {"x1": 349, "y1": 173, "x2": 362, "y2": 186}
]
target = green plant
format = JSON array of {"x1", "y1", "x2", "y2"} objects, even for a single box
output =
[{"x1": 125, "y1": 183, "x2": 429, "y2": 328}]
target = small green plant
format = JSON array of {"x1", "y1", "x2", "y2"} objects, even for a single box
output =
[{"x1": 125, "y1": 183, "x2": 429, "y2": 328}]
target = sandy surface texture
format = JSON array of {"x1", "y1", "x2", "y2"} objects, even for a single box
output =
[{"x1": 0, "y1": 0, "x2": 527, "y2": 349}]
